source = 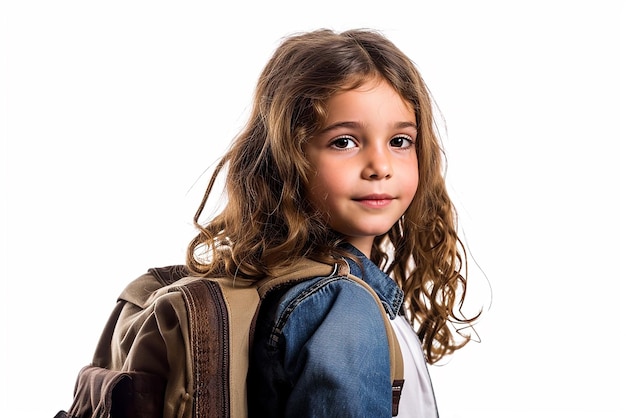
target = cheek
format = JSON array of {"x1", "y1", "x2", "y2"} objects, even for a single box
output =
[
  {"x1": 412, "y1": 167, "x2": 420, "y2": 194},
  {"x1": 307, "y1": 172, "x2": 335, "y2": 203},
  {"x1": 305, "y1": 165, "x2": 349, "y2": 214},
  {"x1": 404, "y1": 177, "x2": 419, "y2": 206},
  {"x1": 305, "y1": 171, "x2": 329, "y2": 210},
  {"x1": 404, "y1": 158, "x2": 419, "y2": 194}
]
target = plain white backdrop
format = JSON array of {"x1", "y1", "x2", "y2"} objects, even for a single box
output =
[{"x1": 2, "y1": 1, "x2": 624, "y2": 417}]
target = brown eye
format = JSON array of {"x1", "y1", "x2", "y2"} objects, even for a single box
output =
[
  {"x1": 390, "y1": 135, "x2": 414, "y2": 148},
  {"x1": 331, "y1": 136, "x2": 357, "y2": 149}
]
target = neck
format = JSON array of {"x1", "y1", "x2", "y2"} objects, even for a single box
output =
[{"x1": 344, "y1": 236, "x2": 374, "y2": 259}]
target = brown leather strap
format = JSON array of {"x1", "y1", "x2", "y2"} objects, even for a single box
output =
[
  {"x1": 178, "y1": 280, "x2": 230, "y2": 418},
  {"x1": 392, "y1": 379, "x2": 405, "y2": 416}
]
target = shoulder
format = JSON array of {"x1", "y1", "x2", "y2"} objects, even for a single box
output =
[
  {"x1": 282, "y1": 274, "x2": 382, "y2": 313},
  {"x1": 267, "y1": 275, "x2": 388, "y2": 348},
  {"x1": 249, "y1": 274, "x2": 393, "y2": 416}
]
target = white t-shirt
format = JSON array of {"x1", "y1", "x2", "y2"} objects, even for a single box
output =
[{"x1": 390, "y1": 315, "x2": 439, "y2": 417}]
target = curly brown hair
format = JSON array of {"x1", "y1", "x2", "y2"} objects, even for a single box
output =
[{"x1": 187, "y1": 28, "x2": 479, "y2": 363}]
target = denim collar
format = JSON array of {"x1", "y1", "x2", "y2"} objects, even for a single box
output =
[{"x1": 342, "y1": 244, "x2": 404, "y2": 319}]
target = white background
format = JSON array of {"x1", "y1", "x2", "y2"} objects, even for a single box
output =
[{"x1": 2, "y1": 1, "x2": 624, "y2": 417}]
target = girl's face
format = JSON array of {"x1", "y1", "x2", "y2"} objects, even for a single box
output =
[{"x1": 304, "y1": 78, "x2": 419, "y2": 258}]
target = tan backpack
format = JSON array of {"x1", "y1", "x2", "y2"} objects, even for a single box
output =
[{"x1": 55, "y1": 258, "x2": 404, "y2": 417}]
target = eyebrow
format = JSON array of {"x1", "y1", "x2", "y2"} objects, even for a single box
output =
[{"x1": 318, "y1": 121, "x2": 418, "y2": 134}]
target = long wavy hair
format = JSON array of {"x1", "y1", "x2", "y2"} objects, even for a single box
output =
[{"x1": 187, "y1": 28, "x2": 479, "y2": 363}]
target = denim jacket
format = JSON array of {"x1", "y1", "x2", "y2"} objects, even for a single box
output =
[{"x1": 248, "y1": 245, "x2": 406, "y2": 417}]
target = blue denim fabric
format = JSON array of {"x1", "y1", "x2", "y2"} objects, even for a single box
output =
[{"x1": 248, "y1": 245, "x2": 404, "y2": 417}]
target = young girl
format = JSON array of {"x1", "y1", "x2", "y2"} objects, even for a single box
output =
[{"x1": 187, "y1": 28, "x2": 479, "y2": 417}]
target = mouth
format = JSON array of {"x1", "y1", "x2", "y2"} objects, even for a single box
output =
[{"x1": 354, "y1": 194, "x2": 394, "y2": 207}]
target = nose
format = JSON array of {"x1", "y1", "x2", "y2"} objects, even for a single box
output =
[{"x1": 362, "y1": 145, "x2": 392, "y2": 179}]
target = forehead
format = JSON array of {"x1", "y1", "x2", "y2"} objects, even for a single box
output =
[{"x1": 323, "y1": 78, "x2": 415, "y2": 125}]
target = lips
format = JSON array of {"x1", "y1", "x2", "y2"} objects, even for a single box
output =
[{"x1": 354, "y1": 194, "x2": 394, "y2": 207}]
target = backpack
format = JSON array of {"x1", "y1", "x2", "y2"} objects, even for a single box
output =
[{"x1": 55, "y1": 258, "x2": 405, "y2": 418}]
